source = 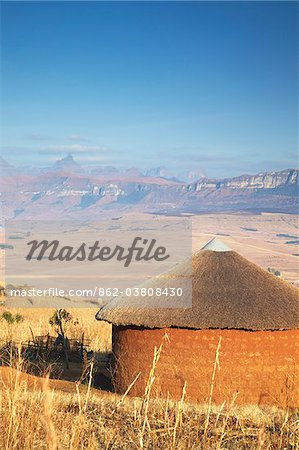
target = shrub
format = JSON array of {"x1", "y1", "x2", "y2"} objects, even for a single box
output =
[
  {"x1": 49, "y1": 309, "x2": 74, "y2": 330},
  {"x1": 1, "y1": 311, "x2": 24, "y2": 324},
  {"x1": 267, "y1": 267, "x2": 281, "y2": 277},
  {"x1": 15, "y1": 313, "x2": 25, "y2": 323}
]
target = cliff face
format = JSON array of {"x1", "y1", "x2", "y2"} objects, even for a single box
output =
[
  {"x1": 189, "y1": 169, "x2": 298, "y2": 192},
  {"x1": 221, "y1": 169, "x2": 298, "y2": 190}
]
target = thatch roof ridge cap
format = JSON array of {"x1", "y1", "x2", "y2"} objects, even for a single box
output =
[{"x1": 200, "y1": 237, "x2": 231, "y2": 252}]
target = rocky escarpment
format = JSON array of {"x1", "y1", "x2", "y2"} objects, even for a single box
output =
[{"x1": 187, "y1": 169, "x2": 298, "y2": 192}]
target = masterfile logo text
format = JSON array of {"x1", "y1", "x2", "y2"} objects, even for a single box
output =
[{"x1": 5, "y1": 218, "x2": 192, "y2": 308}]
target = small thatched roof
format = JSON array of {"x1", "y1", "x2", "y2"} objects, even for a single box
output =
[{"x1": 96, "y1": 239, "x2": 299, "y2": 331}]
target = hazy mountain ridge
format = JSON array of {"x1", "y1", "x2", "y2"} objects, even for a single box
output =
[
  {"x1": 0, "y1": 155, "x2": 298, "y2": 218},
  {"x1": 187, "y1": 169, "x2": 298, "y2": 191}
]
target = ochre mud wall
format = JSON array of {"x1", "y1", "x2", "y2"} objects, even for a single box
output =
[{"x1": 112, "y1": 326, "x2": 299, "y2": 407}]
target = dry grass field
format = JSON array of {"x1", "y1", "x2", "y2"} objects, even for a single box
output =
[
  {"x1": 0, "y1": 375, "x2": 298, "y2": 450},
  {"x1": 0, "y1": 341, "x2": 298, "y2": 449},
  {"x1": 0, "y1": 307, "x2": 111, "y2": 353}
]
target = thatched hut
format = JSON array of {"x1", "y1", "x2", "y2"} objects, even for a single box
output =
[{"x1": 96, "y1": 238, "x2": 299, "y2": 407}]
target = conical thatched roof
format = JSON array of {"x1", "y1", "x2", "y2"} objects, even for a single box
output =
[{"x1": 96, "y1": 239, "x2": 299, "y2": 331}]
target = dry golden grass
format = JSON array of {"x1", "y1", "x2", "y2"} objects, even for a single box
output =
[
  {"x1": 0, "y1": 362, "x2": 298, "y2": 449},
  {"x1": 0, "y1": 307, "x2": 111, "y2": 352},
  {"x1": 0, "y1": 307, "x2": 298, "y2": 449}
]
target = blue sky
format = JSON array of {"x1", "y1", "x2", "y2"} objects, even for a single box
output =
[{"x1": 1, "y1": 1, "x2": 298, "y2": 177}]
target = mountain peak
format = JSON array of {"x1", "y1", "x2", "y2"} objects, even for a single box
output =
[
  {"x1": 64, "y1": 153, "x2": 74, "y2": 162},
  {"x1": 0, "y1": 156, "x2": 16, "y2": 175},
  {"x1": 51, "y1": 153, "x2": 83, "y2": 174}
]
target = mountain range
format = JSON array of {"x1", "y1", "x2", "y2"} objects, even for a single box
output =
[{"x1": 0, "y1": 155, "x2": 298, "y2": 219}]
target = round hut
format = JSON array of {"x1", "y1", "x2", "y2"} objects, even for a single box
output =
[{"x1": 96, "y1": 238, "x2": 299, "y2": 407}]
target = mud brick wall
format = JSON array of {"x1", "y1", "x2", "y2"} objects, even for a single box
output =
[{"x1": 112, "y1": 326, "x2": 299, "y2": 407}]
